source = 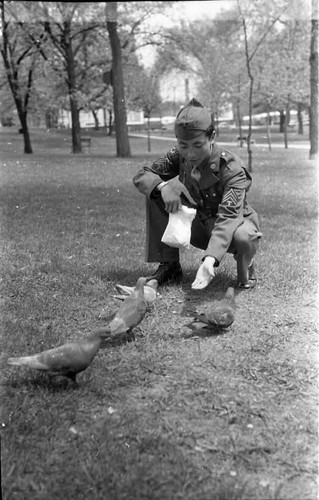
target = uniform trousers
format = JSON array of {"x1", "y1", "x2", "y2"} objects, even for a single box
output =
[{"x1": 145, "y1": 196, "x2": 262, "y2": 284}]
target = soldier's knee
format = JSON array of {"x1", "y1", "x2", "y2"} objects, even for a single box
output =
[
  {"x1": 233, "y1": 225, "x2": 250, "y2": 248},
  {"x1": 233, "y1": 220, "x2": 262, "y2": 252}
]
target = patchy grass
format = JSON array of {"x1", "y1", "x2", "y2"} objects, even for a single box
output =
[{"x1": 0, "y1": 128, "x2": 318, "y2": 500}]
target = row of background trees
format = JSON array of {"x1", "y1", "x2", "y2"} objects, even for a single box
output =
[{"x1": 0, "y1": 0, "x2": 318, "y2": 168}]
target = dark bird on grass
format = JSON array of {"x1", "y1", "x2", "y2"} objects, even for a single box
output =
[
  {"x1": 105, "y1": 276, "x2": 148, "y2": 336},
  {"x1": 7, "y1": 329, "x2": 107, "y2": 382},
  {"x1": 112, "y1": 279, "x2": 158, "y2": 307},
  {"x1": 192, "y1": 286, "x2": 236, "y2": 329}
]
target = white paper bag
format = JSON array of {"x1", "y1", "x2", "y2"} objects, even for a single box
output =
[{"x1": 161, "y1": 205, "x2": 197, "y2": 250}]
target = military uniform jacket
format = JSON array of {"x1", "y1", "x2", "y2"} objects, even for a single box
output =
[{"x1": 133, "y1": 142, "x2": 259, "y2": 265}]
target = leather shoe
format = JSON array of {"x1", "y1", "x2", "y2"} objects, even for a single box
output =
[{"x1": 146, "y1": 262, "x2": 183, "y2": 286}]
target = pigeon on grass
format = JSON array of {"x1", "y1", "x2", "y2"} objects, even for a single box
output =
[
  {"x1": 7, "y1": 328, "x2": 107, "y2": 383},
  {"x1": 188, "y1": 286, "x2": 236, "y2": 330},
  {"x1": 112, "y1": 279, "x2": 158, "y2": 307},
  {"x1": 104, "y1": 277, "x2": 148, "y2": 337}
]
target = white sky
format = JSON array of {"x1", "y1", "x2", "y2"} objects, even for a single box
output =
[
  {"x1": 169, "y1": 0, "x2": 235, "y2": 21},
  {"x1": 140, "y1": 1, "x2": 234, "y2": 34},
  {"x1": 168, "y1": 0, "x2": 312, "y2": 21}
]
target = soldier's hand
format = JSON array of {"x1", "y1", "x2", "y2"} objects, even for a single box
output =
[
  {"x1": 161, "y1": 176, "x2": 197, "y2": 213},
  {"x1": 192, "y1": 257, "x2": 216, "y2": 290}
]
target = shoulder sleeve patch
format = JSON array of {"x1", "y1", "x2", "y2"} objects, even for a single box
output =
[{"x1": 222, "y1": 188, "x2": 239, "y2": 207}]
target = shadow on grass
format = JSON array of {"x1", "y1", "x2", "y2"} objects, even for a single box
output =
[
  {"x1": 4, "y1": 373, "x2": 79, "y2": 392},
  {"x1": 181, "y1": 322, "x2": 232, "y2": 340},
  {"x1": 100, "y1": 267, "x2": 149, "y2": 285},
  {"x1": 100, "y1": 331, "x2": 136, "y2": 349},
  {"x1": 180, "y1": 272, "x2": 238, "y2": 316}
]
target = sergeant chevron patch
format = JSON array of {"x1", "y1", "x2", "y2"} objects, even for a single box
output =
[{"x1": 223, "y1": 189, "x2": 238, "y2": 206}]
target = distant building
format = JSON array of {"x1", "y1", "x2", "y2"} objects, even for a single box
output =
[{"x1": 57, "y1": 109, "x2": 144, "y2": 129}]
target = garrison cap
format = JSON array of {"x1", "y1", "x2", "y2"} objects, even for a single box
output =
[{"x1": 174, "y1": 98, "x2": 212, "y2": 140}]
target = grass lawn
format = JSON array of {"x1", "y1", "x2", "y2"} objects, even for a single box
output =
[{"x1": 0, "y1": 127, "x2": 318, "y2": 500}]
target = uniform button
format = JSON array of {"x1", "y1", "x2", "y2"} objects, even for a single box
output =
[
  {"x1": 221, "y1": 151, "x2": 225, "y2": 156},
  {"x1": 211, "y1": 163, "x2": 216, "y2": 168},
  {"x1": 212, "y1": 193, "x2": 216, "y2": 197}
]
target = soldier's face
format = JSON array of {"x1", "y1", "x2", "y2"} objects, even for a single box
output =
[{"x1": 176, "y1": 132, "x2": 212, "y2": 167}]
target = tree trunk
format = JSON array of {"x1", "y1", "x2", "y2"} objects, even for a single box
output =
[
  {"x1": 211, "y1": 111, "x2": 216, "y2": 132},
  {"x1": 237, "y1": 109, "x2": 243, "y2": 148},
  {"x1": 64, "y1": 20, "x2": 81, "y2": 154},
  {"x1": 246, "y1": 72, "x2": 253, "y2": 172},
  {"x1": 147, "y1": 116, "x2": 151, "y2": 152},
  {"x1": 108, "y1": 107, "x2": 113, "y2": 136},
  {"x1": 106, "y1": 2, "x2": 131, "y2": 157},
  {"x1": 237, "y1": 110, "x2": 244, "y2": 148},
  {"x1": 214, "y1": 111, "x2": 219, "y2": 137},
  {"x1": 240, "y1": 14, "x2": 253, "y2": 171},
  {"x1": 279, "y1": 110, "x2": 285, "y2": 133},
  {"x1": 236, "y1": 93, "x2": 244, "y2": 149},
  {"x1": 284, "y1": 98, "x2": 290, "y2": 149},
  {"x1": 214, "y1": 104, "x2": 219, "y2": 137},
  {"x1": 12, "y1": 93, "x2": 33, "y2": 153},
  {"x1": 297, "y1": 102, "x2": 304, "y2": 135},
  {"x1": 185, "y1": 78, "x2": 190, "y2": 102},
  {"x1": 70, "y1": 97, "x2": 82, "y2": 154},
  {"x1": 0, "y1": 2, "x2": 33, "y2": 153},
  {"x1": 266, "y1": 101, "x2": 272, "y2": 151},
  {"x1": 92, "y1": 109, "x2": 100, "y2": 130},
  {"x1": 309, "y1": 0, "x2": 318, "y2": 159},
  {"x1": 18, "y1": 109, "x2": 33, "y2": 154}
]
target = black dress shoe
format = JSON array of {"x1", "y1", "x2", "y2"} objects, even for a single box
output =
[{"x1": 146, "y1": 262, "x2": 183, "y2": 286}]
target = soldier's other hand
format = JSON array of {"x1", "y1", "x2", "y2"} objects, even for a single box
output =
[
  {"x1": 161, "y1": 176, "x2": 196, "y2": 213},
  {"x1": 192, "y1": 257, "x2": 216, "y2": 290}
]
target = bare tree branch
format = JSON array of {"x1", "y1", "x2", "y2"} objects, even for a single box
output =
[{"x1": 248, "y1": 13, "x2": 284, "y2": 62}]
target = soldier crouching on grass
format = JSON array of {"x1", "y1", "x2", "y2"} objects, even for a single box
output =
[{"x1": 133, "y1": 98, "x2": 262, "y2": 290}]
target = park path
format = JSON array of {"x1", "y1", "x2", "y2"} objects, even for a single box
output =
[{"x1": 129, "y1": 132, "x2": 310, "y2": 150}]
